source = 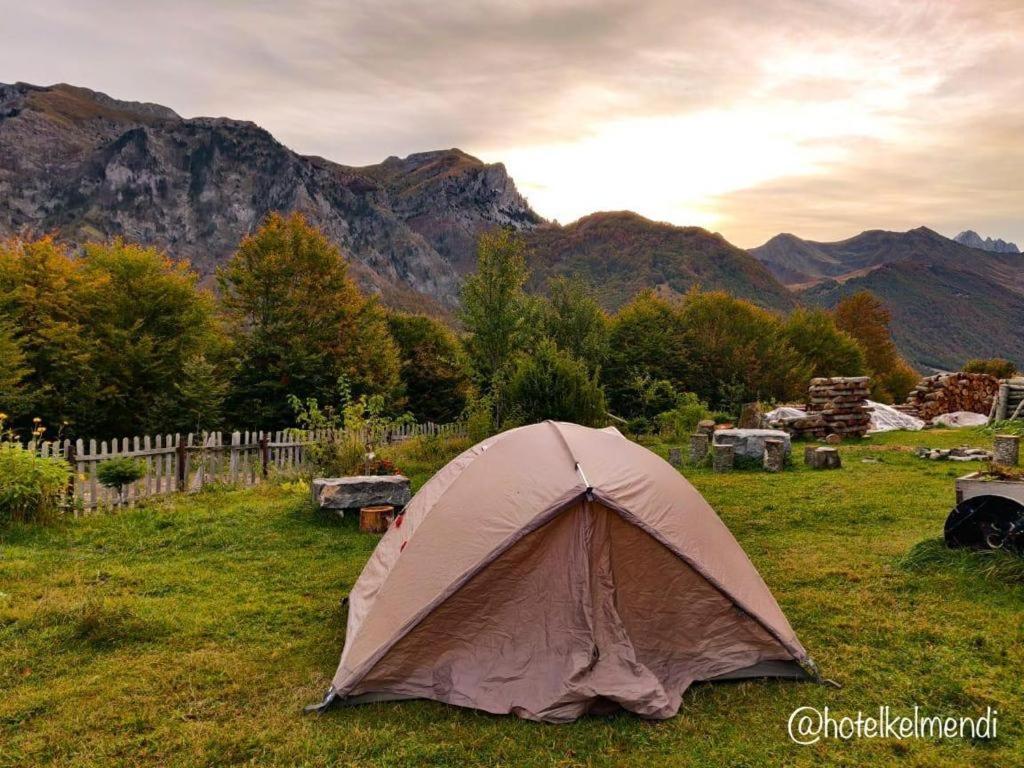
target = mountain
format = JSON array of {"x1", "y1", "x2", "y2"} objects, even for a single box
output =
[
  {"x1": 0, "y1": 82, "x2": 795, "y2": 317},
  {"x1": 953, "y1": 230, "x2": 1020, "y2": 254},
  {"x1": 751, "y1": 227, "x2": 1024, "y2": 370},
  {"x1": 0, "y1": 82, "x2": 540, "y2": 310},
  {"x1": 525, "y1": 212, "x2": 795, "y2": 312}
]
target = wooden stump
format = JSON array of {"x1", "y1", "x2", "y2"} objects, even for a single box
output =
[
  {"x1": 763, "y1": 438, "x2": 785, "y2": 472},
  {"x1": 993, "y1": 435, "x2": 1020, "y2": 467},
  {"x1": 804, "y1": 445, "x2": 818, "y2": 467},
  {"x1": 360, "y1": 504, "x2": 396, "y2": 533},
  {"x1": 712, "y1": 443, "x2": 734, "y2": 473},
  {"x1": 668, "y1": 447, "x2": 682, "y2": 468},
  {"x1": 697, "y1": 419, "x2": 716, "y2": 437},
  {"x1": 814, "y1": 447, "x2": 842, "y2": 470},
  {"x1": 689, "y1": 432, "x2": 710, "y2": 463}
]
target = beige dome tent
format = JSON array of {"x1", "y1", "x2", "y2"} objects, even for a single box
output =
[{"x1": 313, "y1": 421, "x2": 815, "y2": 722}]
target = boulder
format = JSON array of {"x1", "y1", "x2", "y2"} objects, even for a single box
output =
[
  {"x1": 313, "y1": 475, "x2": 412, "y2": 514},
  {"x1": 712, "y1": 429, "x2": 792, "y2": 460}
]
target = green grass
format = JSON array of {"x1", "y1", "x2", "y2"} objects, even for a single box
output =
[{"x1": 2, "y1": 429, "x2": 1022, "y2": 767}]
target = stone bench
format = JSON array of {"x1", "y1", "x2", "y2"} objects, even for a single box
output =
[
  {"x1": 712, "y1": 429, "x2": 792, "y2": 460},
  {"x1": 312, "y1": 475, "x2": 412, "y2": 516}
]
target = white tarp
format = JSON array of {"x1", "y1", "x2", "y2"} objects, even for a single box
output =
[
  {"x1": 865, "y1": 400, "x2": 925, "y2": 433},
  {"x1": 931, "y1": 411, "x2": 989, "y2": 428}
]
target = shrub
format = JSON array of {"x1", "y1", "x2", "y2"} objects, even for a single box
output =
[
  {"x1": 0, "y1": 443, "x2": 70, "y2": 523},
  {"x1": 504, "y1": 340, "x2": 606, "y2": 426},
  {"x1": 96, "y1": 457, "x2": 147, "y2": 503},
  {"x1": 657, "y1": 392, "x2": 712, "y2": 441},
  {"x1": 963, "y1": 358, "x2": 1017, "y2": 379}
]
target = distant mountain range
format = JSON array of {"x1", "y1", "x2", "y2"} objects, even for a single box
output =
[
  {"x1": 1, "y1": 81, "x2": 1020, "y2": 370},
  {"x1": 749, "y1": 228, "x2": 1024, "y2": 371},
  {"x1": 0, "y1": 81, "x2": 785, "y2": 316}
]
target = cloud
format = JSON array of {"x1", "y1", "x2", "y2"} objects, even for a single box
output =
[{"x1": 0, "y1": 0, "x2": 1021, "y2": 245}]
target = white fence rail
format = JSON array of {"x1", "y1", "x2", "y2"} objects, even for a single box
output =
[{"x1": 26, "y1": 422, "x2": 467, "y2": 511}]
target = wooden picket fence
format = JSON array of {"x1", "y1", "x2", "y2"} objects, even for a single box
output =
[{"x1": 26, "y1": 422, "x2": 467, "y2": 512}]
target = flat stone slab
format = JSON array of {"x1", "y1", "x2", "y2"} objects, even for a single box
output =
[
  {"x1": 712, "y1": 429, "x2": 792, "y2": 459},
  {"x1": 312, "y1": 475, "x2": 412, "y2": 513}
]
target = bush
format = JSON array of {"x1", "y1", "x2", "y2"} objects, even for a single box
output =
[
  {"x1": 657, "y1": 392, "x2": 712, "y2": 441},
  {"x1": 0, "y1": 443, "x2": 70, "y2": 523},
  {"x1": 963, "y1": 358, "x2": 1017, "y2": 379},
  {"x1": 504, "y1": 341, "x2": 606, "y2": 426},
  {"x1": 96, "y1": 457, "x2": 147, "y2": 502}
]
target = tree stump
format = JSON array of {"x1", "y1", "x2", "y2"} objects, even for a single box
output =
[
  {"x1": 814, "y1": 447, "x2": 841, "y2": 470},
  {"x1": 804, "y1": 445, "x2": 818, "y2": 467},
  {"x1": 697, "y1": 419, "x2": 716, "y2": 437},
  {"x1": 993, "y1": 435, "x2": 1020, "y2": 467},
  {"x1": 668, "y1": 447, "x2": 682, "y2": 468},
  {"x1": 763, "y1": 438, "x2": 785, "y2": 472},
  {"x1": 360, "y1": 505, "x2": 396, "y2": 534},
  {"x1": 712, "y1": 443, "x2": 734, "y2": 473},
  {"x1": 689, "y1": 433, "x2": 710, "y2": 463}
]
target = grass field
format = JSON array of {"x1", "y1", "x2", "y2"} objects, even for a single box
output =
[{"x1": 2, "y1": 429, "x2": 1022, "y2": 767}]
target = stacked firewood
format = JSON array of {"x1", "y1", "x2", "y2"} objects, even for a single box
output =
[
  {"x1": 805, "y1": 376, "x2": 871, "y2": 438},
  {"x1": 902, "y1": 373, "x2": 999, "y2": 421}
]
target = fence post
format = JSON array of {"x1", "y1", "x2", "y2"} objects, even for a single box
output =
[
  {"x1": 259, "y1": 434, "x2": 269, "y2": 479},
  {"x1": 64, "y1": 440, "x2": 77, "y2": 515},
  {"x1": 176, "y1": 435, "x2": 187, "y2": 490}
]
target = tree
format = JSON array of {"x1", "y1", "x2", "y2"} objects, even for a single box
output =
[
  {"x1": 387, "y1": 312, "x2": 473, "y2": 422},
  {"x1": 75, "y1": 240, "x2": 220, "y2": 436},
  {"x1": 834, "y1": 291, "x2": 918, "y2": 402},
  {"x1": 604, "y1": 291, "x2": 692, "y2": 417},
  {"x1": 459, "y1": 229, "x2": 538, "y2": 389},
  {"x1": 504, "y1": 340, "x2": 606, "y2": 426},
  {"x1": 542, "y1": 276, "x2": 609, "y2": 369},
  {"x1": 0, "y1": 237, "x2": 96, "y2": 431},
  {"x1": 0, "y1": 322, "x2": 32, "y2": 419},
  {"x1": 677, "y1": 290, "x2": 806, "y2": 410},
  {"x1": 173, "y1": 354, "x2": 229, "y2": 433},
  {"x1": 218, "y1": 212, "x2": 400, "y2": 427},
  {"x1": 783, "y1": 308, "x2": 866, "y2": 379}
]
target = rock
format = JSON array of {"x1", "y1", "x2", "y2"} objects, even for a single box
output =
[
  {"x1": 313, "y1": 475, "x2": 412, "y2": 513},
  {"x1": 738, "y1": 402, "x2": 763, "y2": 429},
  {"x1": 713, "y1": 429, "x2": 792, "y2": 460}
]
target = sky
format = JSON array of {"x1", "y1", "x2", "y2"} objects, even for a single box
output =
[{"x1": 1, "y1": 0, "x2": 1022, "y2": 248}]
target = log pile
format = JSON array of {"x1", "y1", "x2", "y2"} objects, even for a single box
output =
[
  {"x1": 902, "y1": 373, "x2": 999, "y2": 421},
  {"x1": 804, "y1": 376, "x2": 872, "y2": 438}
]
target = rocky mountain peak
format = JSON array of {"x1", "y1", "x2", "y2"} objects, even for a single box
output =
[
  {"x1": 0, "y1": 82, "x2": 542, "y2": 310},
  {"x1": 953, "y1": 229, "x2": 1020, "y2": 254}
]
